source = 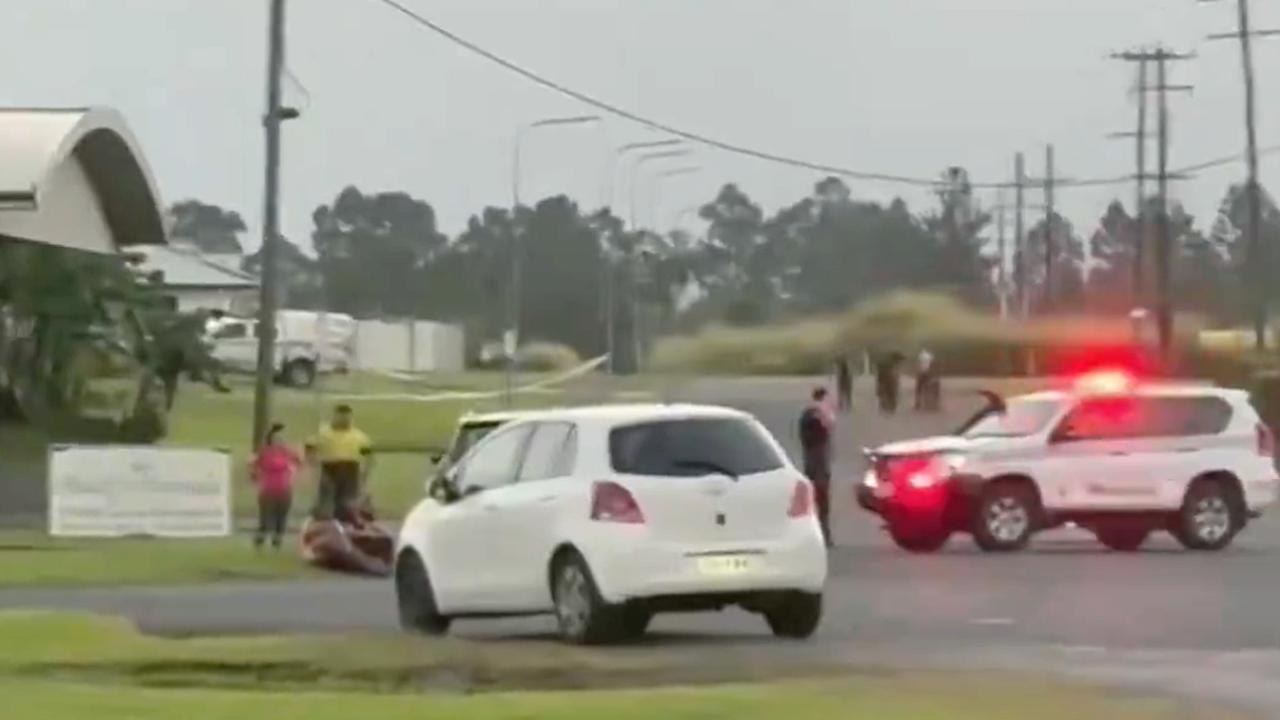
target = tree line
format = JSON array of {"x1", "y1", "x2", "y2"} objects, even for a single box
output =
[{"x1": 168, "y1": 171, "x2": 1279, "y2": 368}]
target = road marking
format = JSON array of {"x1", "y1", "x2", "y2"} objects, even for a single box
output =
[{"x1": 970, "y1": 617, "x2": 1016, "y2": 626}]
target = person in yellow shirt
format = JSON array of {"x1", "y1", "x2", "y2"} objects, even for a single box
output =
[{"x1": 306, "y1": 404, "x2": 374, "y2": 522}]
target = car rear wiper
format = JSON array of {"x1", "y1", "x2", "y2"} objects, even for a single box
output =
[{"x1": 673, "y1": 459, "x2": 740, "y2": 482}]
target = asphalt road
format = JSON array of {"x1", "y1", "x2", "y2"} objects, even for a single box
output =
[{"x1": 5, "y1": 377, "x2": 1280, "y2": 711}]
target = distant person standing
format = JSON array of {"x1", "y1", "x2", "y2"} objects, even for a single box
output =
[
  {"x1": 306, "y1": 404, "x2": 374, "y2": 523},
  {"x1": 798, "y1": 387, "x2": 835, "y2": 546},
  {"x1": 834, "y1": 356, "x2": 853, "y2": 414},
  {"x1": 250, "y1": 422, "x2": 302, "y2": 549},
  {"x1": 915, "y1": 347, "x2": 937, "y2": 411},
  {"x1": 875, "y1": 352, "x2": 903, "y2": 414}
]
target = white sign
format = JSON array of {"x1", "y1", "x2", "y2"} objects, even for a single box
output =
[{"x1": 48, "y1": 446, "x2": 232, "y2": 538}]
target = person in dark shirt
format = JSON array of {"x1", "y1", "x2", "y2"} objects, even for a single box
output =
[{"x1": 798, "y1": 386, "x2": 835, "y2": 546}]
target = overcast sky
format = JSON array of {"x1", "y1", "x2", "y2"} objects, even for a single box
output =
[{"x1": 5, "y1": 0, "x2": 1279, "y2": 253}]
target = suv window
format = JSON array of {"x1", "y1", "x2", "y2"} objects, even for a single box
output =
[
  {"x1": 457, "y1": 425, "x2": 531, "y2": 492},
  {"x1": 962, "y1": 398, "x2": 1062, "y2": 438},
  {"x1": 1143, "y1": 396, "x2": 1233, "y2": 437},
  {"x1": 609, "y1": 417, "x2": 783, "y2": 477},
  {"x1": 518, "y1": 422, "x2": 576, "y2": 482},
  {"x1": 1056, "y1": 395, "x2": 1233, "y2": 441}
]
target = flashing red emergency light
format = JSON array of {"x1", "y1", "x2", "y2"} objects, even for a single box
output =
[{"x1": 1072, "y1": 368, "x2": 1136, "y2": 395}]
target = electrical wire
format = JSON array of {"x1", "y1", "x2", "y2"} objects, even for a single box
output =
[{"x1": 371, "y1": 0, "x2": 1265, "y2": 193}]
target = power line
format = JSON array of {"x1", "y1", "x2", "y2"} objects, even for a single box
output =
[{"x1": 372, "y1": 0, "x2": 1271, "y2": 193}]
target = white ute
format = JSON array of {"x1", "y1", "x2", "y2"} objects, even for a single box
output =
[
  {"x1": 858, "y1": 372, "x2": 1280, "y2": 553},
  {"x1": 395, "y1": 404, "x2": 828, "y2": 644}
]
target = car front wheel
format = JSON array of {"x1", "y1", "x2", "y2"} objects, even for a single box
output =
[
  {"x1": 972, "y1": 483, "x2": 1036, "y2": 552},
  {"x1": 395, "y1": 551, "x2": 451, "y2": 636},
  {"x1": 764, "y1": 592, "x2": 823, "y2": 639}
]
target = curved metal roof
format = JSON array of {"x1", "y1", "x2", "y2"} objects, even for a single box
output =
[{"x1": 0, "y1": 107, "x2": 166, "y2": 252}]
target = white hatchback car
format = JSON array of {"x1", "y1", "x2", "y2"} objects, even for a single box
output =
[
  {"x1": 858, "y1": 376, "x2": 1280, "y2": 553},
  {"x1": 395, "y1": 404, "x2": 828, "y2": 644}
]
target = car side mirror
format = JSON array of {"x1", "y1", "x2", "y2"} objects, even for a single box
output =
[
  {"x1": 1051, "y1": 425, "x2": 1079, "y2": 444},
  {"x1": 430, "y1": 451, "x2": 445, "y2": 466}
]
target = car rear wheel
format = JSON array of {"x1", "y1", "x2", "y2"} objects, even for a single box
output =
[
  {"x1": 887, "y1": 522, "x2": 951, "y2": 554},
  {"x1": 764, "y1": 592, "x2": 823, "y2": 639},
  {"x1": 551, "y1": 552, "x2": 624, "y2": 645},
  {"x1": 1094, "y1": 524, "x2": 1150, "y2": 552},
  {"x1": 972, "y1": 483, "x2": 1035, "y2": 552},
  {"x1": 1175, "y1": 479, "x2": 1242, "y2": 551},
  {"x1": 395, "y1": 551, "x2": 451, "y2": 636}
]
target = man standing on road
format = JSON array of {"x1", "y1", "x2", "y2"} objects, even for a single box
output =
[
  {"x1": 915, "y1": 346, "x2": 936, "y2": 412},
  {"x1": 834, "y1": 355, "x2": 853, "y2": 414},
  {"x1": 306, "y1": 404, "x2": 374, "y2": 523},
  {"x1": 798, "y1": 387, "x2": 835, "y2": 546}
]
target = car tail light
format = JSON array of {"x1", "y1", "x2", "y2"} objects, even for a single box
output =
[
  {"x1": 1258, "y1": 423, "x2": 1275, "y2": 458},
  {"x1": 590, "y1": 481, "x2": 645, "y2": 524},
  {"x1": 788, "y1": 480, "x2": 814, "y2": 518}
]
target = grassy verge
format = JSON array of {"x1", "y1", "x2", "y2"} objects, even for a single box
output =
[
  {"x1": 0, "y1": 613, "x2": 1250, "y2": 720},
  {"x1": 0, "y1": 533, "x2": 319, "y2": 588}
]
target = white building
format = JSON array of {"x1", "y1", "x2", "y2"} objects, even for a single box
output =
[
  {"x1": 0, "y1": 107, "x2": 166, "y2": 253},
  {"x1": 134, "y1": 244, "x2": 259, "y2": 315}
]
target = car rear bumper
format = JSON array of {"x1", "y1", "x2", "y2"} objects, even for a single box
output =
[{"x1": 576, "y1": 524, "x2": 827, "y2": 605}]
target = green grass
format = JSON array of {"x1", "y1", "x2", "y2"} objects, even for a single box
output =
[
  {"x1": 0, "y1": 613, "x2": 1251, "y2": 720},
  {"x1": 0, "y1": 533, "x2": 319, "y2": 588}
]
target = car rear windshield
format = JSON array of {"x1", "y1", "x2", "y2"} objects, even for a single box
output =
[
  {"x1": 962, "y1": 398, "x2": 1062, "y2": 438},
  {"x1": 609, "y1": 417, "x2": 784, "y2": 477},
  {"x1": 449, "y1": 421, "x2": 503, "y2": 463}
]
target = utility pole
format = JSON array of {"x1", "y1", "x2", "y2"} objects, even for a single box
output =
[
  {"x1": 251, "y1": 0, "x2": 289, "y2": 450},
  {"x1": 996, "y1": 188, "x2": 1008, "y2": 319},
  {"x1": 1112, "y1": 46, "x2": 1193, "y2": 356},
  {"x1": 1042, "y1": 144, "x2": 1056, "y2": 311},
  {"x1": 1204, "y1": 0, "x2": 1280, "y2": 349},
  {"x1": 1109, "y1": 52, "x2": 1150, "y2": 300},
  {"x1": 1014, "y1": 153, "x2": 1028, "y2": 318}
]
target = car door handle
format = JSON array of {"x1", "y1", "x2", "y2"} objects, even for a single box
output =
[
  {"x1": 1109, "y1": 451, "x2": 1130, "y2": 457},
  {"x1": 1175, "y1": 448, "x2": 1198, "y2": 453},
  {"x1": 481, "y1": 503, "x2": 500, "y2": 512},
  {"x1": 537, "y1": 495, "x2": 558, "y2": 504}
]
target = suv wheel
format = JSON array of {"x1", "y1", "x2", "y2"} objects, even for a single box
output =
[
  {"x1": 551, "y1": 552, "x2": 624, "y2": 645},
  {"x1": 283, "y1": 359, "x2": 317, "y2": 388},
  {"x1": 973, "y1": 483, "x2": 1035, "y2": 552},
  {"x1": 888, "y1": 522, "x2": 951, "y2": 554},
  {"x1": 1094, "y1": 524, "x2": 1150, "y2": 552},
  {"x1": 764, "y1": 592, "x2": 822, "y2": 639},
  {"x1": 1175, "y1": 479, "x2": 1242, "y2": 551},
  {"x1": 395, "y1": 552, "x2": 451, "y2": 636}
]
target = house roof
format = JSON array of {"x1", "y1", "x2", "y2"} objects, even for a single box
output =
[
  {"x1": 0, "y1": 107, "x2": 165, "y2": 253},
  {"x1": 136, "y1": 245, "x2": 259, "y2": 289}
]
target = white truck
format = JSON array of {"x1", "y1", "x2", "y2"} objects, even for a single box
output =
[{"x1": 205, "y1": 310, "x2": 355, "y2": 388}]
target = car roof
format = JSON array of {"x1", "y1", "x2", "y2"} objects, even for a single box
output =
[
  {"x1": 1013, "y1": 383, "x2": 1248, "y2": 403},
  {"x1": 511, "y1": 402, "x2": 751, "y2": 426}
]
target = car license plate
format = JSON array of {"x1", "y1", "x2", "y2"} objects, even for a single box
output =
[{"x1": 697, "y1": 556, "x2": 755, "y2": 576}]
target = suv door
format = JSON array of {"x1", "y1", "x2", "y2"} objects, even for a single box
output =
[
  {"x1": 1040, "y1": 396, "x2": 1154, "y2": 510},
  {"x1": 1119, "y1": 395, "x2": 1235, "y2": 510},
  {"x1": 425, "y1": 424, "x2": 532, "y2": 611}
]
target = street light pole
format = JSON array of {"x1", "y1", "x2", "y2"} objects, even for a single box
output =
[
  {"x1": 506, "y1": 114, "x2": 600, "y2": 405},
  {"x1": 599, "y1": 139, "x2": 681, "y2": 374},
  {"x1": 648, "y1": 167, "x2": 702, "y2": 234}
]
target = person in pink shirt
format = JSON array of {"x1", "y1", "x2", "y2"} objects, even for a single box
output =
[{"x1": 250, "y1": 423, "x2": 302, "y2": 549}]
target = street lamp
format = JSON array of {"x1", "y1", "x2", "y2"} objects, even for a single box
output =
[
  {"x1": 603, "y1": 139, "x2": 684, "y2": 215},
  {"x1": 647, "y1": 167, "x2": 702, "y2": 234},
  {"x1": 506, "y1": 114, "x2": 601, "y2": 406},
  {"x1": 628, "y1": 149, "x2": 694, "y2": 229}
]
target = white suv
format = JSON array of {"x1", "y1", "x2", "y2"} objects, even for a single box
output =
[
  {"x1": 395, "y1": 404, "x2": 828, "y2": 644},
  {"x1": 858, "y1": 378, "x2": 1279, "y2": 553}
]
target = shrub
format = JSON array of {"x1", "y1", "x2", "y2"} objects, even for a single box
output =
[{"x1": 515, "y1": 342, "x2": 582, "y2": 372}]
